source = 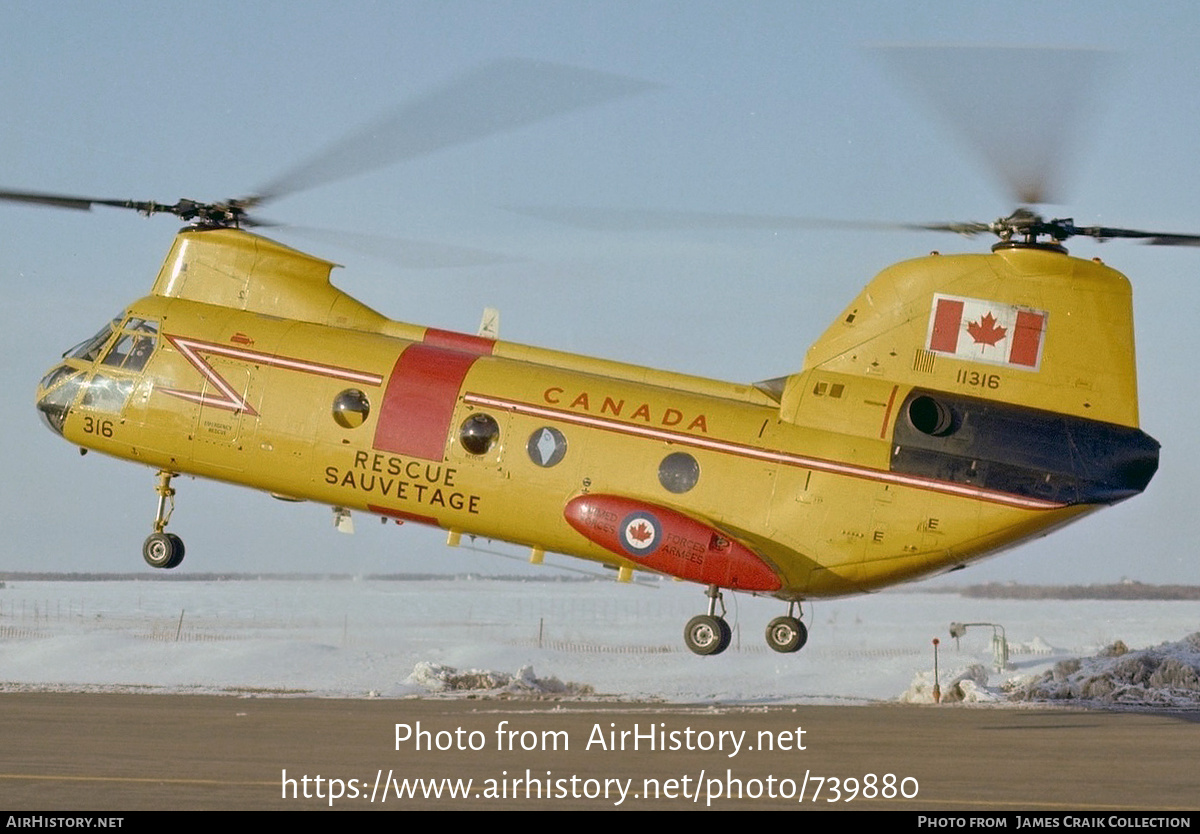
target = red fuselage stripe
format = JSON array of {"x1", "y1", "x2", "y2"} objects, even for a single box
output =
[{"x1": 463, "y1": 392, "x2": 1066, "y2": 510}]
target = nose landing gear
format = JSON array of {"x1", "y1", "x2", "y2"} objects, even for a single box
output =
[{"x1": 142, "y1": 470, "x2": 185, "y2": 569}]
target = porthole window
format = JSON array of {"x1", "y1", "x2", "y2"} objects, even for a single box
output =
[
  {"x1": 658, "y1": 451, "x2": 700, "y2": 494},
  {"x1": 460, "y1": 413, "x2": 500, "y2": 455},
  {"x1": 908, "y1": 395, "x2": 956, "y2": 437},
  {"x1": 527, "y1": 426, "x2": 567, "y2": 467},
  {"x1": 332, "y1": 389, "x2": 371, "y2": 429}
]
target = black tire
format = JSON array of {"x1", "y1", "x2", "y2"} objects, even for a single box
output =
[
  {"x1": 765, "y1": 616, "x2": 807, "y2": 653},
  {"x1": 684, "y1": 615, "x2": 729, "y2": 656},
  {"x1": 143, "y1": 532, "x2": 178, "y2": 569},
  {"x1": 717, "y1": 616, "x2": 733, "y2": 653},
  {"x1": 165, "y1": 533, "x2": 186, "y2": 569}
]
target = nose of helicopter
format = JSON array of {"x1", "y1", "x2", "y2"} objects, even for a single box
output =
[{"x1": 36, "y1": 363, "x2": 83, "y2": 436}]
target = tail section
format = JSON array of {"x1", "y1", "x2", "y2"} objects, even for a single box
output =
[{"x1": 780, "y1": 245, "x2": 1158, "y2": 506}]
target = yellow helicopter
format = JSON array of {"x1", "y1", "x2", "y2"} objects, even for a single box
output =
[{"x1": 6, "y1": 59, "x2": 1177, "y2": 656}]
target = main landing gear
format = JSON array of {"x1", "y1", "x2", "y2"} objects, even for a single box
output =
[
  {"x1": 683, "y1": 589, "x2": 808, "y2": 656},
  {"x1": 684, "y1": 585, "x2": 732, "y2": 656},
  {"x1": 765, "y1": 601, "x2": 807, "y2": 654},
  {"x1": 142, "y1": 470, "x2": 185, "y2": 569}
]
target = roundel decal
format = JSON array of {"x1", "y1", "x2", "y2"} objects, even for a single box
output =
[{"x1": 619, "y1": 511, "x2": 662, "y2": 556}]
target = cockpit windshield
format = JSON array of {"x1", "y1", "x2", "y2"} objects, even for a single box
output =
[{"x1": 66, "y1": 318, "x2": 119, "y2": 362}]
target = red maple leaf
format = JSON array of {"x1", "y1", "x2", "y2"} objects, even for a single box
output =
[
  {"x1": 628, "y1": 521, "x2": 654, "y2": 543},
  {"x1": 967, "y1": 312, "x2": 1007, "y2": 346}
]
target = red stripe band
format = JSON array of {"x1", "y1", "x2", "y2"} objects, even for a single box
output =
[{"x1": 373, "y1": 346, "x2": 483, "y2": 460}]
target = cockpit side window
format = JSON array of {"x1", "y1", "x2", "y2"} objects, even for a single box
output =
[{"x1": 100, "y1": 318, "x2": 159, "y2": 372}]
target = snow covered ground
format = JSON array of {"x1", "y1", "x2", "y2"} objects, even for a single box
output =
[{"x1": 1, "y1": 576, "x2": 1197, "y2": 706}]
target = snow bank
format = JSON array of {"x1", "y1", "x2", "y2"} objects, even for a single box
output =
[
  {"x1": 900, "y1": 634, "x2": 1200, "y2": 707},
  {"x1": 1005, "y1": 632, "x2": 1200, "y2": 706},
  {"x1": 1009, "y1": 635, "x2": 1055, "y2": 655},
  {"x1": 900, "y1": 664, "x2": 999, "y2": 704},
  {"x1": 407, "y1": 662, "x2": 595, "y2": 698}
]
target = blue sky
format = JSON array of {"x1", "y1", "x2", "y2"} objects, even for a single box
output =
[{"x1": 2, "y1": 1, "x2": 1198, "y2": 584}]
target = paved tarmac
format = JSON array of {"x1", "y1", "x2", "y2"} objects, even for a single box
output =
[{"x1": 1, "y1": 692, "x2": 1197, "y2": 811}]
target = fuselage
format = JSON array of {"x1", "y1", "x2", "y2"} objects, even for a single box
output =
[{"x1": 35, "y1": 228, "x2": 1159, "y2": 600}]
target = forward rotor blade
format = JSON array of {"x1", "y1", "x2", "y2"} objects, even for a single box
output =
[
  {"x1": 0, "y1": 188, "x2": 144, "y2": 212},
  {"x1": 253, "y1": 59, "x2": 656, "y2": 204},
  {"x1": 276, "y1": 224, "x2": 516, "y2": 269},
  {"x1": 0, "y1": 189, "x2": 254, "y2": 226}
]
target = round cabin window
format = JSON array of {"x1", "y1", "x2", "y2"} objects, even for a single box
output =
[
  {"x1": 658, "y1": 451, "x2": 700, "y2": 494},
  {"x1": 332, "y1": 389, "x2": 371, "y2": 429},
  {"x1": 460, "y1": 413, "x2": 500, "y2": 455}
]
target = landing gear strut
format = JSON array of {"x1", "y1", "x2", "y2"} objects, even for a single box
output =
[
  {"x1": 142, "y1": 470, "x2": 184, "y2": 569},
  {"x1": 765, "y1": 601, "x2": 807, "y2": 653},
  {"x1": 684, "y1": 585, "x2": 732, "y2": 656}
]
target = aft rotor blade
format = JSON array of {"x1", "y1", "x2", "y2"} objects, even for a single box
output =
[
  {"x1": 510, "y1": 205, "x2": 940, "y2": 233},
  {"x1": 1066, "y1": 223, "x2": 1200, "y2": 245},
  {"x1": 253, "y1": 59, "x2": 656, "y2": 203},
  {"x1": 1143, "y1": 234, "x2": 1200, "y2": 246},
  {"x1": 510, "y1": 205, "x2": 999, "y2": 237},
  {"x1": 876, "y1": 46, "x2": 1116, "y2": 205}
]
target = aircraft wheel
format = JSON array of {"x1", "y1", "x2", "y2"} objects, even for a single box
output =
[
  {"x1": 143, "y1": 532, "x2": 181, "y2": 569},
  {"x1": 685, "y1": 615, "x2": 729, "y2": 656},
  {"x1": 717, "y1": 616, "x2": 733, "y2": 653},
  {"x1": 165, "y1": 533, "x2": 186, "y2": 569},
  {"x1": 765, "y1": 616, "x2": 807, "y2": 653}
]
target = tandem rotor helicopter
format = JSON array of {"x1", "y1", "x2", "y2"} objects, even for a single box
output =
[{"x1": 6, "y1": 56, "x2": 1187, "y2": 656}]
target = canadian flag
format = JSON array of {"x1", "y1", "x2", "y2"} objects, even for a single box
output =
[{"x1": 926, "y1": 294, "x2": 1048, "y2": 369}]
